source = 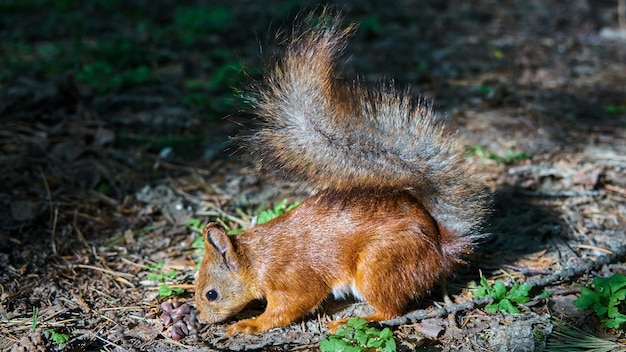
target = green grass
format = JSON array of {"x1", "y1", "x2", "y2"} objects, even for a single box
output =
[{"x1": 31, "y1": 306, "x2": 39, "y2": 332}]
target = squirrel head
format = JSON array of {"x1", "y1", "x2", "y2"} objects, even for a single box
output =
[{"x1": 194, "y1": 223, "x2": 254, "y2": 324}]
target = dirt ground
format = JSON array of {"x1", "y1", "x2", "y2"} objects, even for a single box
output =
[{"x1": 1, "y1": 0, "x2": 626, "y2": 351}]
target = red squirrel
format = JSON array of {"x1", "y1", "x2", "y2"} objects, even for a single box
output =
[{"x1": 194, "y1": 12, "x2": 491, "y2": 336}]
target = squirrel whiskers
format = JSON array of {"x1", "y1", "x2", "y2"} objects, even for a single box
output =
[{"x1": 195, "y1": 12, "x2": 491, "y2": 336}]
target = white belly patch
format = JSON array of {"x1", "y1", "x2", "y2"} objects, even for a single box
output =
[{"x1": 332, "y1": 283, "x2": 365, "y2": 301}]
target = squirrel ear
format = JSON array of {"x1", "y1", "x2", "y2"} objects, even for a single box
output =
[{"x1": 202, "y1": 223, "x2": 240, "y2": 272}]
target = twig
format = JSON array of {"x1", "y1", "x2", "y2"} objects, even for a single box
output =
[
  {"x1": 526, "y1": 248, "x2": 626, "y2": 288},
  {"x1": 576, "y1": 244, "x2": 613, "y2": 254},
  {"x1": 51, "y1": 207, "x2": 58, "y2": 256},
  {"x1": 160, "y1": 333, "x2": 191, "y2": 349},
  {"x1": 38, "y1": 167, "x2": 56, "y2": 255},
  {"x1": 91, "y1": 332, "x2": 125, "y2": 349},
  {"x1": 146, "y1": 284, "x2": 194, "y2": 290},
  {"x1": 501, "y1": 264, "x2": 554, "y2": 276},
  {"x1": 514, "y1": 189, "x2": 603, "y2": 198},
  {"x1": 73, "y1": 209, "x2": 91, "y2": 250},
  {"x1": 98, "y1": 306, "x2": 151, "y2": 312},
  {"x1": 119, "y1": 257, "x2": 148, "y2": 269},
  {"x1": 605, "y1": 183, "x2": 626, "y2": 196},
  {"x1": 380, "y1": 296, "x2": 494, "y2": 327},
  {"x1": 73, "y1": 264, "x2": 135, "y2": 279},
  {"x1": 147, "y1": 157, "x2": 213, "y2": 176}
]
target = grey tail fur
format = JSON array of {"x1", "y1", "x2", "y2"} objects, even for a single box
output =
[{"x1": 247, "y1": 12, "x2": 490, "y2": 240}]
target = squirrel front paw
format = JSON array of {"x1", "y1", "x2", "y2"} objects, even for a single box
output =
[{"x1": 226, "y1": 319, "x2": 264, "y2": 336}]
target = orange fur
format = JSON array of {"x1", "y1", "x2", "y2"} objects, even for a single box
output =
[
  {"x1": 195, "y1": 11, "x2": 490, "y2": 335},
  {"x1": 196, "y1": 190, "x2": 472, "y2": 335}
]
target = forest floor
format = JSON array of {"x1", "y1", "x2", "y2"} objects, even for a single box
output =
[{"x1": 1, "y1": 0, "x2": 625, "y2": 351}]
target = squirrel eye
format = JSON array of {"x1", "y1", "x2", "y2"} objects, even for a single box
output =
[{"x1": 205, "y1": 289, "x2": 218, "y2": 301}]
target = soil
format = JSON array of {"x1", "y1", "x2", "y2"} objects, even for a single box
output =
[{"x1": 1, "y1": 0, "x2": 625, "y2": 351}]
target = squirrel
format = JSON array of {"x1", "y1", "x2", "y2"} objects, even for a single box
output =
[{"x1": 195, "y1": 12, "x2": 491, "y2": 336}]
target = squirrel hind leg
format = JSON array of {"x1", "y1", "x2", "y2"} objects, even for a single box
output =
[
  {"x1": 326, "y1": 227, "x2": 446, "y2": 333},
  {"x1": 326, "y1": 271, "x2": 409, "y2": 333}
]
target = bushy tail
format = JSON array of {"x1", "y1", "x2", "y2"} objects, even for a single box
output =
[{"x1": 247, "y1": 12, "x2": 490, "y2": 239}]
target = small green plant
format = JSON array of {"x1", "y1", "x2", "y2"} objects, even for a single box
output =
[
  {"x1": 146, "y1": 263, "x2": 183, "y2": 297},
  {"x1": 191, "y1": 235, "x2": 205, "y2": 250},
  {"x1": 45, "y1": 329, "x2": 70, "y2": 346},
  {"x1": 147, "y1": 266, "x2": 177, "y2": 282},
  {"x1": 208, "y1": 62, "x2": 246, "y2": 90},
  {"x1": 539, "y1": 289, "x2": 553, "y2": 298},
  {"x1": 360, "y1": 16, "x2": 382, "y2": 36},
  {"x1": 183, "y1": 61, "x2": 257, "y2": 119},
  {"x1": 573, "y1": 273, "x2": 626, "y2": 330},
  {"x1": 467, "y1": 145, "x2": 531, "y2": 165},
  {"x1": 256, "y1": 199, "x2": 302, "y2": 225},
  {"x1": 186, "y1": 218, "x2": 204, "y2": 234},
  {"x1": 187, "y1": 218, "x2": 210, "y2": 267},
  {"x1": 472, "y1": 276, "x2": 532, "y2": 314},
  {"x1": 158, "y1": 283, "x2": 183, "y2": 297},
  {"x1": 492, "y1": 48, "x2": 504, "y2": 59},
  {"x1": 31, "y1": 306, "x2": 39, "y2": 332},
  {"x1": 473, "y1": 85, "x2": 494, "y2": 97},
  {"x1": 320, "y1": 317, "x2": 396, "y2": 352},
  {"x1": 605, "y1": 104, "x2": 626, "y2": 115}
]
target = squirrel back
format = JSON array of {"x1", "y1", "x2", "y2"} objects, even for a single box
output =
[{"x1": 247, "y1": 13, "x2": 490, "y2": 243}]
